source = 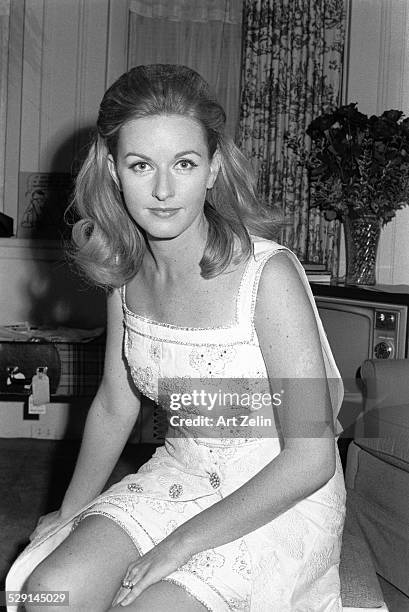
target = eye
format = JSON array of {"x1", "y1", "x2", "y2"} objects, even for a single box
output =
[
  {"x1": 175, "y1": 159, "x2": 198, "y2": 170},
  {"x1": 131, "y1": 161, "x2": 152, "y2": 172}
]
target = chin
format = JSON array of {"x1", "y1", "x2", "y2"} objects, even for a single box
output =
[
  {"x1": 142, "y1": 224, "x2": 188, "y2": 241},
  {"x1": 132, "y1": 207, "x2": 207, "y2": 242},
  {"x1": 139, "y1": 216, "x2": 204, "y2": 242}
]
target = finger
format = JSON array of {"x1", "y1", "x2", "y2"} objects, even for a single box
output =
[
  {"x1": 111, "y1": 583, "x2": 133, "y2": 608},
  {"x1": 111, "y1": 573, "x2": 145, "y2": 607},
  {"x1": 111, "y1": 572, "x2": 139, "y2": 608},
  {"x1": 119, "y1": 572, "x2": 153, "y2": 604},
  {"x1": 112, "y1": 583, "x2": 142, "y2": 608},
  {"x1": 117, "y1": 588, "x2": 139, "y2": 607},
  {"x1": 111, "y1": 588, "x2": 127, "y2": 607},
  {"x1": 111, "y1": 558, "x2": 154, "y2": 607}
]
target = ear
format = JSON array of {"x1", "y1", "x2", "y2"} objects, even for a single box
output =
[
  {"x1": 107, "y1": 154, "x2": 121, "y2": 190},
  {"x1": 206, "y1": 148, "x2": 221, "y2": 190}
]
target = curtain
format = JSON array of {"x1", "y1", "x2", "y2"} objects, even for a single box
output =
[
  {"x1": 128, "y1": 0, "x2": 243, "y2": 137},
  {"x1": 0, "y1": 0, "x2": 10, "y2": 213},
  {"x1": 237, "y1": 0, "x2": 345, "y2": 274}
]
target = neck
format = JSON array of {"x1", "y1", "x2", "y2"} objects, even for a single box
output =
[{"x1": 143, "y1": 214, "x2": 208, "y2": 279}]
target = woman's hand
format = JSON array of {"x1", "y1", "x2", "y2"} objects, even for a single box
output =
[
  {"x1": 29, "y1": 510, "x2": 66, "y2": 542},
  {"x1": 111, "y1": 536, "x2": 193, "y2": 607}
]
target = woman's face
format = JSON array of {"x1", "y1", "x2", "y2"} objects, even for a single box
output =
[{"x1": 110, "y1": 114, "x2": 220, "y2": 241}]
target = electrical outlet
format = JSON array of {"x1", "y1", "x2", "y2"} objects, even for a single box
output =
[{"x1": 31, "y1": 424, "x2": 54, "y2": 439}]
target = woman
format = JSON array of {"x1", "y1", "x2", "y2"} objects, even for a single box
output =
[{"x1": 6, "y1": 64, "x2": 346, "y2": 611}]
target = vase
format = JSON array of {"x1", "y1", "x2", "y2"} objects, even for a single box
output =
[{"x1": 343, "y1": 214, "x2": 381, "y2": 285}]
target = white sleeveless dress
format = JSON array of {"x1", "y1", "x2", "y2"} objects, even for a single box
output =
[{"x1": 6, "y1": 237, "x2": 346, "y2": 611}]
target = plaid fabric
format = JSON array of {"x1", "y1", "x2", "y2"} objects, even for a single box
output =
[
  {"x1": 54, "y1": 338, "x2": 105, "y2": 397},
  {"x1": 0, "y1": 338, "x2": 105, "y2": 399}
]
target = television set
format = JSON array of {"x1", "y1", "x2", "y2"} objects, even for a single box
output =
[{"x1": 311, "y1": 282, "x2": 409, "y2": 437}]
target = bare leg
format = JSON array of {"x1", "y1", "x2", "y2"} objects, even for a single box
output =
[
  {"x1": 25, "y1": 515, "x2": 140, "y2": 611},
  {"x1": 106, "y1": 580, "x2": 207, "y2": 612}
]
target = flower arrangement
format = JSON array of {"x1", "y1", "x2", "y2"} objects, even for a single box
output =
[{"x1": 305, "y1": 103, "x2": 409, "y2": 225}]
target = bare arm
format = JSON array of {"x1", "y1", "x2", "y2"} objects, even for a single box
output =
[
  {"x1": 114, "y1": 251, "x2": 338, "y2": 605},
  {"x1": 172, "y1": 252, "x2": 335, "y2": 553},
  {"x1": 59, "y1": 287, "x2": 141, "y2": 518}
]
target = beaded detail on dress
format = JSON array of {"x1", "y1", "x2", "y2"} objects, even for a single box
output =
[
  {"x1": 5, "y1": 236, "x2": 346, "y2": 612},
  {"x1": 120, "y1": 236, "x2": 344, "y2": 437}
]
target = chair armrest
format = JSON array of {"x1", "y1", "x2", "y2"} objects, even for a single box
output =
[
  {"x1": 360, "y1": 358, "x2": 409, "y2": 410},
  {"x1": 356, "y1": 360, "x2": 409, "y2": 468}
]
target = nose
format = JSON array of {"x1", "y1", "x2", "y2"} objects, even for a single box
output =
[{"x1": 152, "y1": 168, "x2": 175, "y2": 201}]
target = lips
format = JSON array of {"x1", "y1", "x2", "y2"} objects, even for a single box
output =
[{"x1": 148, "y1": 208, "x2": 181, "y2": 217}]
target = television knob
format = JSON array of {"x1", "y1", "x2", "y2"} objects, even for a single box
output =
[{"x1": 374, "y1": 341, "x2": 394, "y2": 359}]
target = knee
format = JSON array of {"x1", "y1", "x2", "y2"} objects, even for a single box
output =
[{"x1": 24, "y1": 559, "x2": 76, "y2": 612}]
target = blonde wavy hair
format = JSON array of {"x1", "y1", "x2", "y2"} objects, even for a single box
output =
[{"x1": 68, "y1": 64, "x2": 281, "y2": 288}]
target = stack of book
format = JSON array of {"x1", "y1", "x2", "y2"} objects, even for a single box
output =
[{"x1": 303, "y1": 262, "x2": 331, "y2": 283}]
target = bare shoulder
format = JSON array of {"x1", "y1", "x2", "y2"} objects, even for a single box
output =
[
  {"x1": 255, "y1": 250, "x2": 313, "y2": 318},
  {"x1": 254, "y1": 251, "x2": 325, "y2": 378}
]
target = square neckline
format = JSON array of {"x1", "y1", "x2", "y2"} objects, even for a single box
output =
[{"x1": 121, "y1": 250, "x2": 256, "y2": 332}]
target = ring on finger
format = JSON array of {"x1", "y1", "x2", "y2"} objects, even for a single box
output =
[{"x1": 121, "y1": 579, "x2": 134, "y2": 590}]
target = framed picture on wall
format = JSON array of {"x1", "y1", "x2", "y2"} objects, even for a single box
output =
[{"x1": 17, "y1": 172, "x2": 73, "y2": 240}]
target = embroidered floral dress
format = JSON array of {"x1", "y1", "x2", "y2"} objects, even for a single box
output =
[{"x1": 6, "y1": 237, "x2": 346, "y2": 612}]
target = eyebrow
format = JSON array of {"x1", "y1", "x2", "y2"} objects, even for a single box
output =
[{"x1": 124, "y1": 150, "x2": 202, "y2": 160}]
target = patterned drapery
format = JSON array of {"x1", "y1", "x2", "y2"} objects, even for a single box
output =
[{"x1": 237, "y1": 0, "x2": 346, "y2": 273}]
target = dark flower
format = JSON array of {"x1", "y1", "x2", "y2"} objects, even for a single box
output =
[
  {"x1": 306, "y1": 113, "x2": 336, "y2": 137},
  {"x1": 381, "y1": 109, "x2": 404, "y2": 123},
  {"x1": 335, "y1": 103, "x2": 368, "y2": 128},
  {"x1": 303, "y1": 103, "x2": 409, "y2": 225},
  {"x1": 369, "y1": 116, "x2": 398, "y2": 139}
]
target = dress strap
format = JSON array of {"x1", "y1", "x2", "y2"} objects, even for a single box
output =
[
  {"x1": 236, "y1": 236, "x2": 285, "y2": 331},
  {"x1": 119, "y1": 284, "x2": 127, "y2": 307}
]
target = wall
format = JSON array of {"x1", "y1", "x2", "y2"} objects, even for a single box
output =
[
  {"x1": 0, "y1": 238, "x2": 106, "y2": 327},
  {"x1": 0, "y1": 0, "x2": 131, "y2": 328},
  {"x1": 4, "y1": 0, "x2": 117, "y2": 217},
  {"x1": 341, "y1": 0, "x2": 409, "y2": 284},
  {"x1": 0, "y1": 0, "x2": 128, "y2": 437}
]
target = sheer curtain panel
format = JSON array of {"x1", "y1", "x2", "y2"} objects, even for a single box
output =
[{"x1": 128, "y1": 0, "x2": 243, "y2": 137}]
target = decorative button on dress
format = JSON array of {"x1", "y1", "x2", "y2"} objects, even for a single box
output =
[{"x1": 5, "y1": 237, "x2": 346, "y2": 611}]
